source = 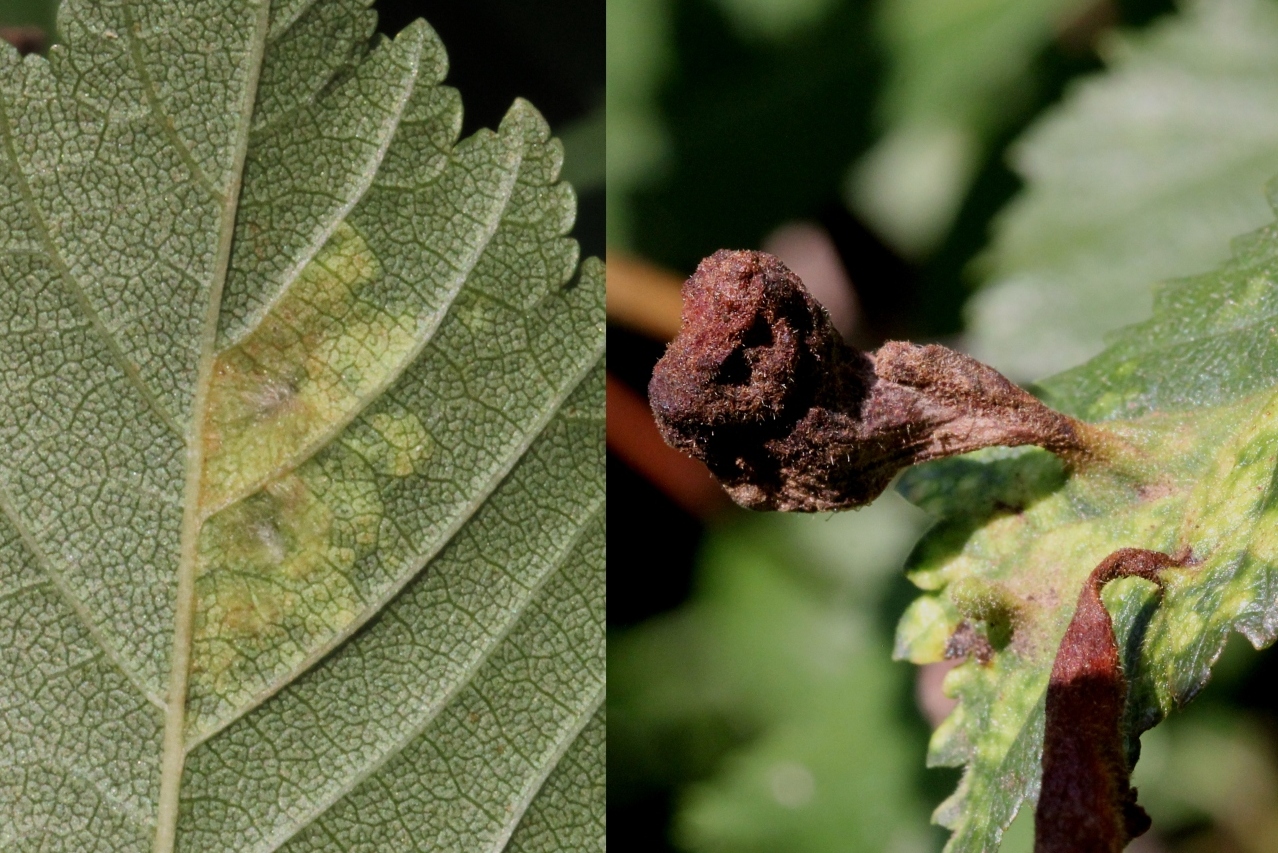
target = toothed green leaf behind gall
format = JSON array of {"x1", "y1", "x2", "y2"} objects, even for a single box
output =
[
  {"x1": 0, "y1": 2, "x2": 604, "y2": 850},
  {"x1": 970, "y1": 0, "x2": 1278, "y2": 382}
]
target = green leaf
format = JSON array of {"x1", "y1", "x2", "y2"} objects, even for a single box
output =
[
  {"x1": 970, "y1": 0, "x2": 1278, "y2": 382},
  {"x1": 893, "y1": 10, "x2": 1278, "y2": 845},
  {"x1": 875, "y1": 0, "x2": 1084, "y2": 136},
  {"x1": 1038, "y1": 188, "x2": 1278, "y2": 421},
  {"x1": 705, "y1": 0, "x2": 841, "y2": 41},
  {"x1": 895, "y1": 182, "x2": 1278, "y2": 850},
  {"x1": 604, "y1": 0, "x2": 671, "y2": 247},
  {"x1": 0, "y1": 2, "x2": 604, "y2": 850}
]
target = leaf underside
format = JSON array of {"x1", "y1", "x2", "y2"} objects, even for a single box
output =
[{"x1": 0, "y1": 0, "x2": 604, "y2": 850}]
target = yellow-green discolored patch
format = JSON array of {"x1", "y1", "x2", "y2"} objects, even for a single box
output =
[
  {"x1": 188, "y1": 458, "x2": 384, "y2": 736},
  {"x1": 185, "y1": 221, "x2": 445, "y2": 739},
  {"x1": 894, "y1": 595, "x2": 959, "y2": 664},
  {"x1": 200, "y1": 222, "x2": 419, "y2": 515},
  {"x1": 339, "y1": 404, "x2": 433, "y2": 477}
]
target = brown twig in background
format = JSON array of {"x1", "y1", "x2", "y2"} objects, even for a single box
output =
[
  {"x1": 607, "y1": 372, "x2": 731, "y2": 520},
  {"x1": 0, "y1": 27, "x2": 46, "y2": 55},
  {"x1": 606, "y1": 251, "x2": 685, "y2": 342},
  {"x1": 648, "y1": 249, "x2": 1101, "y2": 511}
]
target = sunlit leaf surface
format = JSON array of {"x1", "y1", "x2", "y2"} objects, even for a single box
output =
[
  {"x1": 970, "y1": 0, "x2": 1278, "y2": 382},
  {"x1": 897, "y1": 176, "x2": 1278, "y2": 853}
]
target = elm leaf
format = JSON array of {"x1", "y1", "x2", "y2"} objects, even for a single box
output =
[
  {"x1": 892, "y1": 3, "x2": 1278, "y2": 848},
  {"x1": 852, "y1": 0, "x2": 1092, "y2": 255},
  {"x1": 970, "y1": 0, "x2": 1278, "y2": 382},
  {"x1": 896, "y1": 141, "x2": 1278, "y2": 853},
  {"x1": 0, "y1": 1, "x2": 603, "y2": 850}
]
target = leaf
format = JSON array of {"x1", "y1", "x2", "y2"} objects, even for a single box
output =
[
  {"x1": 894, "y1": 183, "x2": 1278, "y2": 848},
  {"x1": 1036, "y1": 198, "x2": 1278, "y2": 422},
  {"x1": 1034, "y1": 548, "x2": 1173, "y2": 852},
  {"x1": 604, "y1": 0, "x2": 671, "y2": 247},
  {"x1": 969, "y1": 0, "x2": 1278, "y2": 382},
  {"x1": 704, "y1": 0, "x2": 841, "y2": 40},
  {"x1": 0, "y1": 2, "x2": 604, "y2": 850}
]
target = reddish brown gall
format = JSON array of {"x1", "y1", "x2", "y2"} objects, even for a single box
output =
[
  {"x1": 649, "y1": 249, "x2": 1092, "y2": 511},
  {"x1": 1034, "y1": 547, "x2": 1179, "y2": 853}
]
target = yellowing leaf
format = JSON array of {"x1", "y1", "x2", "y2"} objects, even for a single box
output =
[
  {"x1": 897, "y1": 173, "x2": 1278, "y2": 853},
  {"x1": 0, "y1": 2, "x2": 603, "y2": 850}
]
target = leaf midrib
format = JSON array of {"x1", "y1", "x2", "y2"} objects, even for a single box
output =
[
  {"x1": 201, "y1": 109, "x2": 517, "y2": 521},
  {"x1": 152, "y1": 3, "x2": 273, "y2": 850},
  {"x1": 219, "y1": 22, "x2": 428, "y2": 354}
]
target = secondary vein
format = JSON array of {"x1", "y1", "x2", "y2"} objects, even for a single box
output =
[
  {"x1": 201, "y1": 116, "x2": 519, "y2": 520},
  {"x1": 0, "y1": 86, "x2": 185, "y2": 440},
  {"x1": 121, "y1": 0, "x2": 226, "y2": 204},
  {"x1": 0, "y1": 484, "x2": 167, "y2": 711},
  {"x1": 255, "y1": 498, "x2": 605, "y2": 853},
  {"x1": 190, "y1": 340, "x2": 604, "y2": 750}
]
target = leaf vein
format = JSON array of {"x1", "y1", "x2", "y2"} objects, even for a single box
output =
[
  {"x1": 0, "y1": 87, "x2": 185, "y2": 440},
  {"x1": 0, "y1": 484, "x2": 166, "y2": 710},
  {"x1": 253, "y1": 497, "x2": 604, "y2": 852},
  {"x1": 488, "y1": 685, "x2": 605, "y2": 853},
  {"x1": 120, "y1": 0, "x2": 225, "y2": 204},
  {"x1": 201, "y1": 128, "x2": 524, "y2": 518}
]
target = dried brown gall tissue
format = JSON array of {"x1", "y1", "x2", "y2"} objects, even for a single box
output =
[
  {"x1": 649, "y1": 249, "x2": 1095, "y2": 511},
  {"x1": 1035, "y1": 548, "x2": 1178, "y2": 853}
]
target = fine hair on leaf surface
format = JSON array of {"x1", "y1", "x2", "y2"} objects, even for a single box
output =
[
  {"x1": 648, "y1": 249, "x2": 1102, "y2": 513},
  {"x1": 0, "y1": 1, "x2": 604, "y2": 851},
  {"x1": 622, "y1": 0, "x2": 1278, "y2": 851}
]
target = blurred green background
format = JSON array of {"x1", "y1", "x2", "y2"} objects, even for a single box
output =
[{"x1": 607, "y1": 0, "x2": 1278, "y2": 850}]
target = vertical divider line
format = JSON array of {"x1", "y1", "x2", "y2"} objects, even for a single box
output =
[{"x1": 152, "y1": 2, "x2": 272, "y2": 850}]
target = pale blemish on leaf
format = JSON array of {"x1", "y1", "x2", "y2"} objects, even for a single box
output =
[
  {"x1": 200, "y1": 222, "x2": 419, "y2": 514},
  {"x1": 184, "y1": 220, "x2": 444, "y2": 737},
  {"x1": 894, "y1": 595, "x2": 959, "y2": 664},
  {"x1": 895, "y1": 383, "x2": 1278, "y2": 850},
  {"x1": 1247, "y1": 504, "x2": 1278, "y2": 565},
  {"x1": 189, "y1": 454, "x2": 384, "y2": 737},
  {"x1": 339, "y1": 403, "x2": 433, "y2": 477}
]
